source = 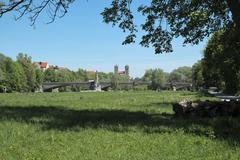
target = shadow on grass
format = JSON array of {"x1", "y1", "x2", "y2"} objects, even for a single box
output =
[{"x1": 0, "y1": 106, "x2": 240, "y2": 145}]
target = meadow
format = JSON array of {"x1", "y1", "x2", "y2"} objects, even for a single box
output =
[{"x1": 0, "y1": 91, "x2": 239, "y2": 160}]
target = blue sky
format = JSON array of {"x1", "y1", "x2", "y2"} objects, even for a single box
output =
[{"x1": 0, "y1": 1, "x2": 207, "y2": 77}]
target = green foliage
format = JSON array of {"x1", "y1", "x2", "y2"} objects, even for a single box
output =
[
  {"x1": 168, "y1": 66, "x2": 192, "y2": 83},
  {"x1": 1, "y1": 57, "x2": 27, "y2": 92},
  {"x1": 192, "y1": 61, "x2": 204, "y2": 90},
  {"x1": 203, "y1": 27, "x2": 240, "y2": 94},
  {"x1": 55, "y1": 69, "x2": 75, "y2": 82},
  {"x1": 102, "y1": 0, "x2": 238, "y2": 53},
  {"x1": 98, "y1": 72, "x2": 114, "y2": 82},
  {"x1": 17, "y1": 53, "x2": 37, "y2": 92},
  {"x1": 1, "y1": 1, "x2": 240, "y2": 53},
  {"x1": 142, "y1": 69, "x2": 168, "y2": 90},
  {"x1": 44, "y1": 69, "x2": 56, "y2": 82},
  {"x1": 75, "y1": 69, "x2": 88, "y2": 81},
  {"x1": 0, "y1": 53, "x2": 45, "y2": 92},
  {"x1": 111, "y1": 74, "x2": 119, "y2": 90},
  {"x1": 0, "y1": 67, "x2": 5, "y2": 82},
  {"x1": 35, "y1": 69, "x2": 44, "y2": 88}
]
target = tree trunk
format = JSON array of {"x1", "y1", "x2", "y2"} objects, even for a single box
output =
[{"x1": 227, "y1": 0, "x2": 240, "y2": 32}]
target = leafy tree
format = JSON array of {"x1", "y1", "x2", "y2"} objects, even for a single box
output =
[
  {"x1": 142, "y1": 69, "x2": 154, "y2": 82},
  {"x1": 0, "y1": 54, "x2": 6, "y2": 91},
  {"x1": 1, "y1": 1, "x2": 240, "y2": 53},
  {"x1": 142, "y1": 69, "x2": 167, "y2": 90},
  {"x1": 0, "y1": 67, "x2": 4, "y2": 81},
  {"x1": 168, "y1": 66, "x2": 192, "y2": 83},
  {"x1": 1, "y1": 57, "x2": 27, "y2": 92},
  {"x1": 102, "y1": 0, "x2": 240, "y2": 53},
  {"x1": 192, "y1": 61, "x2": 204, "y2": 90},
  {"x1": 0, "y1": 53, "x2": 6, "y2": 82},
  {"x1": 75, "y1": 69, "x2": 88, "y2": 81},
  {"x1": 44, "y1": 69, "x2": 57, "y2": 82},
  {"x1": 98, "y1": 72, "x2": 113, "y2": 82},
  {"x1": 55, "y1": 69, "x2": 73, "y2": 82},
  {"x1": 35, "y1": 68, "x2": 44, "y2": 88},
  {"x1": 202, "y1": 33, "x2": 225, "y2": 89},
  {"x1": 111, "y1": 74, "x2": 119, "y2": 90},
  {"x1": 203, "y1": 27, "x2": 240, "y2": 94},
  {"x1": 17, "y1": 53, "x2": 37, "y2": 91}
]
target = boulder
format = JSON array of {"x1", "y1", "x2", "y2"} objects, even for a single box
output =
[{"x1": 172, "y1": 100, "x2": 240, "y2": 117}]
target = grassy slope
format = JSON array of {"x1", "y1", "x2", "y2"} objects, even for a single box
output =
[{"x1": 0, "y1": 91, "x2": 239, "y2": 160}]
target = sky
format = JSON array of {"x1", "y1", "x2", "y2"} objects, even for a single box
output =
[{"x1": 0, "y1": 1, "x2": 207, "y2": 78}]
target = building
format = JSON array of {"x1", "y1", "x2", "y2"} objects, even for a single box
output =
[
  {"x1": 114, "y1": 65, "x2": 130, "y2": 78},
  {"x1": 34, "y1": 62, "x2": 67, "y2": 71},
  {"x1": 34, "y1": 62, "x2": 49, "y2": 71}
]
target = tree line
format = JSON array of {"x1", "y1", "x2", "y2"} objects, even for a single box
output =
[
  {"x1": 141, "y1": 67, "x2": 192, "y2": 91},
  {"x1": 137, "y1": 26, "x2": 240, "y2": 95},
  {"x1": 0, "y1": 53, "x2": 114, "y2": 92},
  {"x1": 0, "y1": 52, "x2": 193, "y2": 92},
  {"x1": 1, "y1": 35, "x2": 240, "y2": 94}
]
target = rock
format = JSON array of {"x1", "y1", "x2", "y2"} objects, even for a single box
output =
[{"x1": 172, "y1": 100, "x2": 240, "y2": 117}]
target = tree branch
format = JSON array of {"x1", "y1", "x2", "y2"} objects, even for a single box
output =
[{"x1": 0, "y1": 0, "x2": 74, "y2": 25}]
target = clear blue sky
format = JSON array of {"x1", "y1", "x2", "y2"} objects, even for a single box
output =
[{"x1": 0, "y1": 1, "x2": 207, "y2": 77}]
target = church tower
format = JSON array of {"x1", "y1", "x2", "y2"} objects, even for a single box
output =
[
  {"x1": 114, "y1": 65, "x2": 119, "y2": 75},
  {"x1": 125, "y1": 65, "x2": 129, "y2": 77}
]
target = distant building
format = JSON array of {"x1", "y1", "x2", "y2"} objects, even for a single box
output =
[
  {"x1": 34, "y1": 62, "x2": 49, "y2": 71},
  {"x1": 114, "y1": 65, "x2": 130, "y2": 79},
  {"x1": 34, "y1": 62, "x2": 66, "y2": 71}
]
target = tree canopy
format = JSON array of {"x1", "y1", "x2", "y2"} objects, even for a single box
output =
[
  {"x1": 203, "y1": 27, "x2": 240, "y2": 94},
  {"x1": 168, "y1": 66, "x2": 192, "y2": 83},
  {"x1": 142, "y1": 68, "x2": 168, "y2": 90},
  {"x1": 0, "y1": 0, "x2": 239, "y2": 53},
  {"x1": 191, "y1": 26, "x2": 240, "y2": 94}
]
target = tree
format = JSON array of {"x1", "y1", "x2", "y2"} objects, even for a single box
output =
[
  {"x1": 0, "y1": 53, "x2": 7, "y2": 82},
  {"x1": 168, "y1": 66, "x2": 192, "y2": 83},
  {"x1": 1, "y1": 57, "x2": 27, "y2": 92},
  {"x1": 35, "y1": 68, "x2": 44, "y2": 88},
  {"x1": 202, "y1": 27, "x2": 240, "y2": 94},
  {"x1": 111, "y1": 73, "x2": 119, "y2": 90},
  {"x1": 75, "y1": 69, "x2": 88, "y2": 82},
  {"x1": 0, "y1": 1, "x2": 239, "y2": 53},
  {"x1": 17, "y1": 53, "x2": 37, "y2": 91},
  {"x1": 0, "y1": 67, "x2": 4, "y2": 81},
  {"x1": 142, "y1": 69, "x2": 167, "y2": 90},
  {"x1": 44, "y1": 69, "x2": 56, "y2": 82},
  {"x1": 103, "y1": 0, "x2": 240, "y2": 54},
  {"x1": 98, "y1": 72, "x2": 113, "y2": 82},
  {"x1": 192, "y1": 61, "x2": 204, "y2": 90}
]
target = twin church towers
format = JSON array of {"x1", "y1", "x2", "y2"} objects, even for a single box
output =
[{"x1": 114, "y1": 65, "x2": 129, "y2": 77}]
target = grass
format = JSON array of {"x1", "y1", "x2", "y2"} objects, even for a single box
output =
[{"x1": 0, "y1": 91, "x2": 239, "y2": 160}]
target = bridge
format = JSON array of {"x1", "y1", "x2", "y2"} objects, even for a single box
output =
[
  {"x1": 42, "y1": 81, "x2": 192, "y2": 92},
  {"x1": 42, "y1": 81, "x2": 151, "y2": 92}
]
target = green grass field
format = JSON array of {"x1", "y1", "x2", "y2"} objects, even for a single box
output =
[{"x1": 0, "y1": 91, "x2": 239, "y2": 160}]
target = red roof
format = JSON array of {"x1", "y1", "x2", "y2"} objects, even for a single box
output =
[{"x1": 38, "y1": 62, "x2": 48, "y2": 69}]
